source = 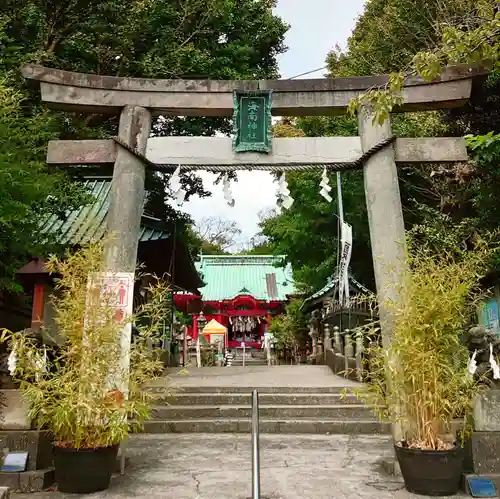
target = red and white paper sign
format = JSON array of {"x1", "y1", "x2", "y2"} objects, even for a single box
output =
[{"x1": 85, "y1": 272, "x2": 135, "y2": 395}]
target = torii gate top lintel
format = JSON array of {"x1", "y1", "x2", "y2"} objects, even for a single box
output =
[{"x1": 21, "y1": 63, "x2": 481, "y2": 116}]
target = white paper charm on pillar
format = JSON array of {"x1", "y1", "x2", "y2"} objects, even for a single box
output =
[
  {"x1": 34, "y1": 347, "x2": 48, "y2": 382},
  {"x1": 279, "y1": 173, "x2": 294, "y2": 210},
  {"x1": 338, "y1": 221, "x2": 353, "y2": 306},
  {"x1": 222, "y1": 174, "x2": 235, "y2": 207},
  {"x1": 468, "y1": 350, "x2": 478, "y2": 375},
  {"x1": 35, "y1": 347, "x2": 48, "y2": 373},
  {"x1": 489, "y1": 343, "x2": 500, "y2": 379},
  {"x1": 7, "y1": 347, "x2": 17, "y2": 376},
  {"x1": 319, "y1": 167, "x2": 333, "y2": 202},
  {"x1": 169, "y1": 165, "x2": 186, "y2": 206}
]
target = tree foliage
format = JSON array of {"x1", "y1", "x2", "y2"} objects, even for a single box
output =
[
  {"x1": 262, "y1": 0, "x2": 500, "y2": 295},
  {"x1": 0, "y1": 81, "x2": 89, "y2": 290},
  {"x1": 268, "y1": 299, "x2": 308, "y2": 360},
  {"x1": 344, "y1": 0, "x2": 500, "y2": 129},
  {"x1": 0, "y1": 0, "x2": 288, "y2": 289},
  {"x1": 187, "y1": 216, "x2": 242, "y2": 256}
]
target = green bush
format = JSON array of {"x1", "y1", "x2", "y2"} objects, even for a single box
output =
[
  {"x1": 356, "y1": 241, "x2": 492, "y2": 449},
  {"x1": 1, "y1": 242, "x2": 170, "y2": 449}
]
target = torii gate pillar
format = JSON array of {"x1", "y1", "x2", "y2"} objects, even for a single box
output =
[
  {"x1": 359, "y1": 106, "x2": 406, "y2": 443},
  {"x1": 358, "y1": 107, "x2": 407, "y2": 345},
  {"x1": 104, "y1": 105, "x2": 151, "y2": 273}
]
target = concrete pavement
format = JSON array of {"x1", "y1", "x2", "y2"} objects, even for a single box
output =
[
  {"x1": 161, "y1": 365, "x2": 361, "y2": 389},
  {"x1": 16, "y1": 433, "x2": 468, "y2": 498}
]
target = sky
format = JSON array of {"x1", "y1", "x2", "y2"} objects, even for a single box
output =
[{"x1": 182, "y1": 0, "x2": 366, "y2": 249}]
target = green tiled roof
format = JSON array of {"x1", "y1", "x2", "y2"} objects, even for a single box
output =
[
  {"x1": 301, "y1": 271, "x2": 373, "y2": 310},
  {"x1": 195, "y1": 255, "x2": 295, "y2": 302},
  {"x1": 40, "y1": 179, "x2": 168, "y2": 245}
]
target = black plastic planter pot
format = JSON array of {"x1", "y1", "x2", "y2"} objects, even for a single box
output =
[
  {"x1": 54, "y1": 444, "x2": 119, "y2": 494},
  {"x1": 395, "y1": 443, "x2": 464, "y2": 496}
]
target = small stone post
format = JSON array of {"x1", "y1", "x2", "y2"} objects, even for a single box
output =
[
  {"x1": 323, "y1": 324, "x2": 332, "y2": 365},
  {"x1": 324, "y1": 324, "x2": 332, "y2": 351},
  {"x1": 196, "y1": 337, "x2": 201, "y2": 368},
  {"x1": 265, "y1": 334, "x2": 272, "y2": 366},
  {"x1": 333, "y1": 326, "x2": 342, "y2": 353},
  {"x1": 310, "y1": 328, "x2": 319, "y2": 357},
  {"x1": 358, "y1": 106, "x2": 406, "y2": 443},
  {"x1": 344, "y1": 329, "x2": 353, "y2": 377},
  {"x1": 344, "y1": 330, "x2": 354, "y2": 357},
  {"x1": 217, "y1": 340, "x2": 223, "y2": 367},
  {"x1": 355, "y1": 328, "x2": 364, "y2": 381},
  {"x1": 317, "y1": 335, "x2": 323, "y2": 356},
  {"x1": 183, "y1": 325, "x2": 188, "y2": 367}
]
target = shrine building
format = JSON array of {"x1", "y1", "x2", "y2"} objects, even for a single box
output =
[
  {"x1": 174, "y1": 255, "x2": 296, "y2": 349},
  {"x1": 2, "y1": 178, "x2": 202, "y2": 335}
]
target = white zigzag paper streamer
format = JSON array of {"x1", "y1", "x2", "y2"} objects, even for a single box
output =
[
  {"x1": 279, "y1": 173, "x2": 294, "y2": 210},
  {"x1": 222, "y1": 174, "x2": 235, "y2": 207},
  {"x1": 468, "y1": 349, "x2": 478, "y2": 375},
  {"x1": 7, "y1": 347, "x2": 17, "y2": 376},
  {"x1": 169, "y1": 165, "x2": 186, "y2": 206},
  {"x1": 319, "y1": 167, "x2": 332, "y2": 202},
  {"x1": 34, "y1": 347, "x2": 48, "y2": 382},
  {"x1": 490, "y1": 343, "x2": 500, "y2": 379}
]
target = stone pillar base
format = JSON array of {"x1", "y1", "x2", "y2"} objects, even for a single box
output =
[
  {"x1": 0, "y1": 430, "x2": 52, "y2": 471},
  {"x1": 463, "y1": 431, "x2": 500, "y2": 495},
  {"x1": 0, "y1": 469, "x2": 54, "y2": 493},
  {"x1": 0, "y1": 390, "x2": 31, "y2": 431},
  {"x1": 0, "y1": 430, "x2": 54, "y2": 492}
]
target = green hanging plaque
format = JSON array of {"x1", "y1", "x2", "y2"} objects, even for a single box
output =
[{"x1": 232, "y1": 90, "x2": 273, "y2": 153}]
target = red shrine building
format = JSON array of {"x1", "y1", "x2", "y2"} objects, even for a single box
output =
[{"x1": 174, "y1": 255, "x2": 296, "y2": 349}]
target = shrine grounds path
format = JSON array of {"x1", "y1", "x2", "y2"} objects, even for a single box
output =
[
  {"x1": 160, "y1": 364, "x2": 362, "y2": 389},
  {"x1": 17, "y1": 367, "x2": 469, "y2": 498},
  {"x1": 17, "y1": 433, "x2": 469, "y2": 499}
]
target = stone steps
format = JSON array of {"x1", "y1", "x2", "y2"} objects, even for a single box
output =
[
  {"x1": 143, "y1": 382, "x2": 387, "y2": 435},
  {"x1": 149, "y1": 385, "x2": 349, "y2": 394},
  {"x1": 157, "y1": 393, "x2": 361, "y2": 406},
  {"x1": 143, "y1": 419, "x2": 389, "y2": 434},
  {"x1": 231, "y1": 359, "x2": 268, "y2": 366},
  {"x1": 151, "y1": 404, "x2": 376, "y2": 420}
]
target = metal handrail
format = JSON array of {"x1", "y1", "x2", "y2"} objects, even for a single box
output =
[{"x1": 251, "y1": 389, "x2": 261, "y2": 499}]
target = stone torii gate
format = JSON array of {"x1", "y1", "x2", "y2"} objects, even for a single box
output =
[{"x1": 22, "y1": 64, "x2": 476, "y2": 425}]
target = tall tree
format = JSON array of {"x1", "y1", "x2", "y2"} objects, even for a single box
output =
[
  {"x1": 194, "y1": 216, "x2": 242, "y2": 253},
  {"x1": 342, "y1": 0, "x2": 500, "y2": 254},
  {"x1": 338, "y1": 0, "x2": 500, "y2": 133},
  {"x1": 185, "y1": 216, "x2": 242, "y2": 256}
]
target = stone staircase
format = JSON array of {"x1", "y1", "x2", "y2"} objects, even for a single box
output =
[
  {"x1": 231, "y1": 356, "x2": 268, "y2": 367},
  {"x1": 231, "y1": 349, "x2": 268, "y2": 367},
  {"x1": 144, "y1": 383, "x2": 390, "y2": 435}
]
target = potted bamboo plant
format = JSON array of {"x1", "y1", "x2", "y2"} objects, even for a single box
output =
[
  {"x1": 356, "y1": 242, "x2": 492, "y2": 496},
  {"x1": 1, "y1": 242, "x2": 171, "y2": 494}
]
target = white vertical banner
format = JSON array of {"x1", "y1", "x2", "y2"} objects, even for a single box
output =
[
  {"x1": 86, "y1": 272, "x2": 135, "y2": 396},
  {"x1": 338, "y1": 222, "x2": 353, "y2": 306}
]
